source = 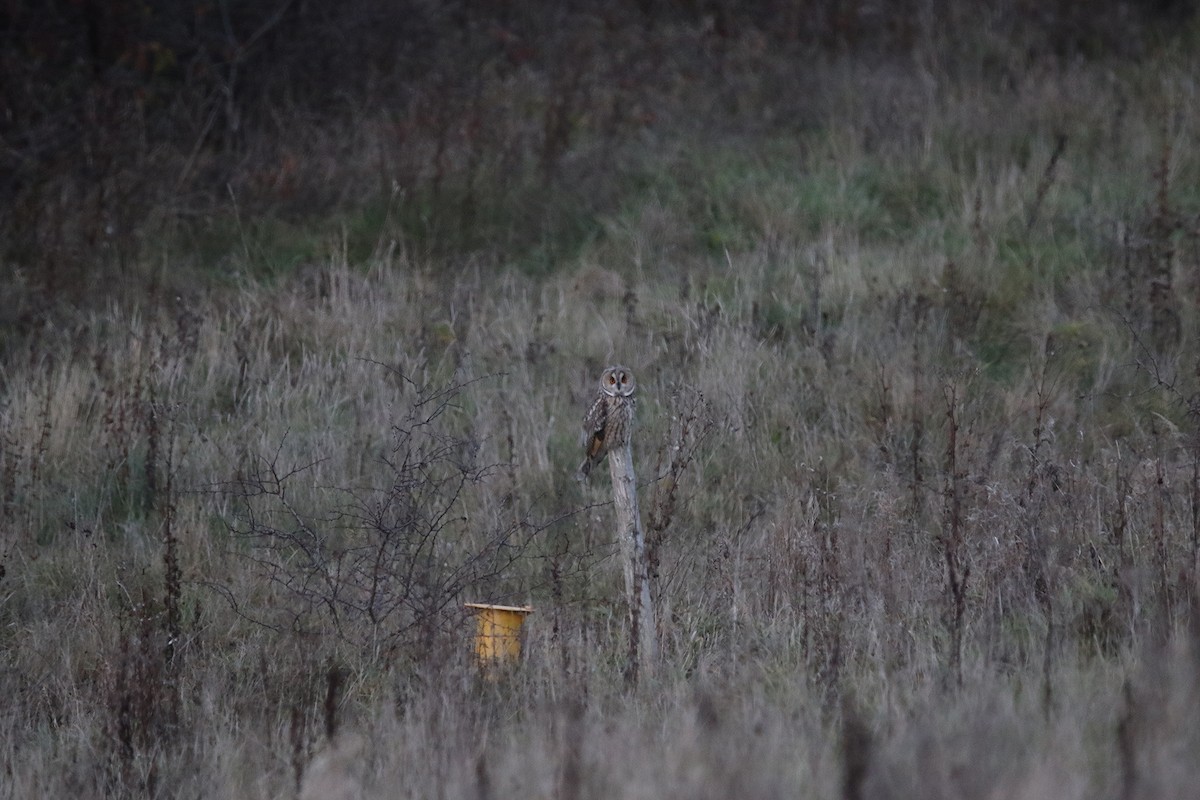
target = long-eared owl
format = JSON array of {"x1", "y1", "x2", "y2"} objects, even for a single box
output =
[{"x1": 577, "y1": 365, "x2": 636, "y2": 481}]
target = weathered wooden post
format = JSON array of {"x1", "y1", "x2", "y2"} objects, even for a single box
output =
[{"x1": 609, "y1": 433, "x2": 657, "y2": 680}]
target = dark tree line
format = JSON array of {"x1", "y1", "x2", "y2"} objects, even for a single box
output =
[{"x1": 0, "y1": 0, "x2": 1191, "y2": 296}]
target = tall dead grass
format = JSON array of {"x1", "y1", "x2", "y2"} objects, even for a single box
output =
[{"x1": 2, "y1": 25, "x2": 1200, "y2": 800}]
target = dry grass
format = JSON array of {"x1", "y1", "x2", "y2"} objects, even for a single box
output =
[{"x1": 4, "y1": 21, "x2": 1200, "y2": 800}]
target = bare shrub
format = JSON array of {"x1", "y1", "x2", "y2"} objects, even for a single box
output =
[{"x1": 220, "y1": 369, "x2": 536, "y2": 668}]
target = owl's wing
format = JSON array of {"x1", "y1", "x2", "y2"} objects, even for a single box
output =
[{"x1": 581, "y1": 394, "x2": 608, "y2": 454}]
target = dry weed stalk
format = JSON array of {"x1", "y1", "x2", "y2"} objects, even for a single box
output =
[
  {"x1": 1191, "y1": 434, "x2": 1200, "y2": 589},
  {"x1": 1023, "y1": 351, "x2": 1059, "y2": 713},
  {"x1": 1152, "y1": 425, "x2": 1171, "y2": 626},
  {"x1": 941, "y1": 381, "x2": 970, "y2": 689},
  {"x1": 909, "y1": 293, "x2": 929, "y2": 527},
  {"x1": 160, "y1": 403, "x2": 182, "y2": 727},
  {"x1": 649, "y1": 386, "x2": 715, "y2": 598},
  {"x1": 1026, "y1": 132, "x2": 1068, "y2": 232}
]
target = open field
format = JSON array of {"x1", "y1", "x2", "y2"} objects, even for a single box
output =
[{"x1": 4, "y1": 5, "x2": 1200, "y2": 798}]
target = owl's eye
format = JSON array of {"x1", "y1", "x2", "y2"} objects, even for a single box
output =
[{"x1": 608, "y1": 375, "x2": 617, "y2": 384}]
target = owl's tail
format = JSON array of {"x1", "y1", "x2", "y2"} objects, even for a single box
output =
[{"x1": 575, "y1": 458, "x2": 594, "y2": 483}]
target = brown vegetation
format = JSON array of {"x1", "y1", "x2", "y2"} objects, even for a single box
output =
[{"x1": 3, "y1": 3, "x2": 1200, "y2": 798}]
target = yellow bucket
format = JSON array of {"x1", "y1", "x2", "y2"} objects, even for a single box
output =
[{"x1": 464, "y1": 603, "x2": 533, "y2": 667}]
